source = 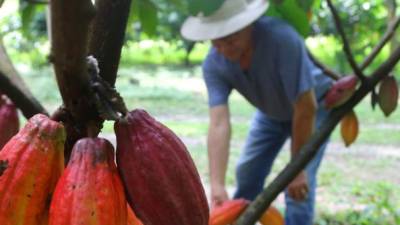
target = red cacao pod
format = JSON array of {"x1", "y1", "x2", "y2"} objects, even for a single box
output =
[
  {"x1": 325, "y1": 75, "x2": 358, "y2": 109},
  {"x1": 49, "y1": 137, "x2": 127, "y2": 225},
  {"x1": 209, "y1": 199, "x2": 249, "y2": 225},
  {"x1": 378, "y1": 76, "x2": 398, "y2": 117},
  {"x1": 0, "y1": 95, "x2": 19, "y2": 150},
  {"x1": 0, "y1": 114, "x2": 65, "y2": 225},
  {"x1": 115, "y1": 109, "x2": 209, "y2": 225}
]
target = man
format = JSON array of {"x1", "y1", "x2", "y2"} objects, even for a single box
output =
[{"x1": 181, "y1": 0, "x2": 332, "y2": 224}]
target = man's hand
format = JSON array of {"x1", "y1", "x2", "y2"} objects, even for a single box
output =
[
  {"x1": 287, "y1": 170, "x2": 309, "y2": 201},
  {"x1": 211, "y1": 185, "x2": 229, "y2": 208}
]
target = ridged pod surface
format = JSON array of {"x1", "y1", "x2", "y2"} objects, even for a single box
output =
[
  {"x1": 209, "y1": 199, "x2": 249, "y2": 225},
  {"x1": 49, "y1": 137, "x2": 127, "y2": 225},
  {"x1": 0, "y1": 95, "x2": 19, "y2": 150},
  {"x1": 0, "y1": 114, "x2": 65, "y2": 225},
  {"x1": 115, "y1": 109, "x2": 209, "y2": 225}
]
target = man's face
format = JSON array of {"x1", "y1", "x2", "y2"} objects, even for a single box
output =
[{"x1": 211, "y1": 26, "x2": 252, "y2": 62}]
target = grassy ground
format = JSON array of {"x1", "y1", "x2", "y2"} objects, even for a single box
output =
[{"x1": 20, "y1": 65, "x2": 400, "y2": 224}]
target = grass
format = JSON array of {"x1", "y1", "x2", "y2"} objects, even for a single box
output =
[{"x1": 16, "y1": 63, "x2": 400, "y2": 225}]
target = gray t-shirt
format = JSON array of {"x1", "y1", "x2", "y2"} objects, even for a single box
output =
[{"x1": 202, "y1": 17, "x2": 332, "y2": 121}]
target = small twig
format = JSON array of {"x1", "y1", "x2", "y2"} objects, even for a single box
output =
[
  {"x1": 361, "y1": 16, "x2": 400, "y2": 70},
  {"x1": 307, "y1": 50, "x2": 341, "y2": 80},
  {"x1": 326, "y1": 0, "x2": 365, "y2": 81}
]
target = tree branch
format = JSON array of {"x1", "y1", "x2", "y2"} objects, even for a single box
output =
[
  {"x1": 236, "y1": 45, "x2": 400, "y2": 225},
  {"x1": 326, "y1": 0, "x2": 365, "y2": 80},
  {"x1": 0, "y1": 39, "x2": 47, "y2": 118},
  {"x1": 88, "y1": 0, "x2": 132, "y2": 86},
  {"x1": 307, "y1": 50, "x2": 341, "y2": 80},
  {"x1": 360, "y1": 16, "x2": 400, "y2": 70},
  {"x1": 0, "y1": 71, "x2": 48, "y2": 118},
  {"x1": 50, "y1": 0, "x2": 99, "y2": 160}
]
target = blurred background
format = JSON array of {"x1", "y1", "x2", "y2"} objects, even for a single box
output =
[{"x1": 0, "y1": 0, "x2": 399, "y2": 224}]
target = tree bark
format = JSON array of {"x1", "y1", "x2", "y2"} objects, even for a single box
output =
[
  {"x1": 50, "y1": 0, "x2": 131, "y2": 161},
  {"x1": 0, "y1": 39, "x2": 47, "y2": 117},
  {"x1": 88, "y1": 0, "x2": 132, "y2": 86}
]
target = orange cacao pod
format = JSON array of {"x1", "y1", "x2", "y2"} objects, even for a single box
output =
[
  {"x1": 209, "y1": 199, "x2": 249, "y2": 225},
  {"x1": 0, "y1": 95, "x2": 19, "y2": 150},
  {"x1": 0, "y1": 114, "x2": 65, "y2": 225},
  {"x1": 115, "y1": 109, "x2": 209, "y2": 225},
  {"x1": 49, "y1": 138, "x2": 127, "y2": 225},
  {"x1": 340, "y1": 110, "x2": 359, "y2": 147},
  {"x1": 258, "y1": 206, "x2": 284, "y2": 225}
]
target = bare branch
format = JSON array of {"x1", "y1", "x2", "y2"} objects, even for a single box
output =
[
  {"x1": 326, "y1": 0, "x2": 365, "y2": 80},
  {"x1": 361, "y1": 16, "x2": 400, "y2": 70},
  {"x1": 0, "y1": 71, "x2": 48, "y2": 118},
  {"x1": 236, "y1": 45, "x2": 400, "y2": 225},
  {"x1": 307, "y1": 50, "x2": 341, "y2": 80},
  {"x1": 88, "y1": 0, "x2": 132, "y2": 86}
]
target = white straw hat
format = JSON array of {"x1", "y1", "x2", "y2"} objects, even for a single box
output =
[{"x1": 181, "y1": 0, "x2": 268, "y2": 41}]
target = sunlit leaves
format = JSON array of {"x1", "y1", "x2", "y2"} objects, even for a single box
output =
[
  {"x1": 129, "y1": 0, "x2": 159, "y2": 36},
  {"x1": 187, "y1": 0, "x2": 224, "y2": 17},
  {"x1": 266, "y1": 0, "x2": 316, "y2": 37}
]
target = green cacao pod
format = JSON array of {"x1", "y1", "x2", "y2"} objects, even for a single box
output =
[{"x1": 115, "y1": 109, "x2": 209, "y2": 225}]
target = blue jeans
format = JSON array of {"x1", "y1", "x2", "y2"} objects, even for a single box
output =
[{"x1": 233, "y1": 107, "x2": 329, "y2": 225}]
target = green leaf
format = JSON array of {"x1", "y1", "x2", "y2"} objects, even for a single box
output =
[
  {"x1": 138, "y1": 0, "x2": 158, "y2": 36},
  {"x1": 187, "y1": 0, "x2": 225, "y2": 16},
  {"x1": 19, "y1": 0, "x2": 37, "y2": 37},
  {"x1": 266, "y1": 0, "x2": 315, "y2": 37},
  {"x1": 0, "y1": 0, "x2": 5, "y2": 8}
]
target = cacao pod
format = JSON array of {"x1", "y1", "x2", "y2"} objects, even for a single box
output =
[
  {"x1": 0, "y1": 95, "x2": 19, "y2": 150},
  {"x1": 378, "y1": 76, "x2": 398, "y2": 117},
  {"x1": 115, "y1": 109, "x2": 209, "y2": 225},
  {"x1": 49, "y1": 137, "x2": 127, "y2": 225},
  {"x1": 325, "y1": 75, "x2": 358, "y2": 109},
  {"x1": 340, "y1": 110, "x2": 359, "y2": 147},
  {"x1": 209, "y1": 199, "x2": 249, "y2": 225},
  {"x1": 258, "y1": 206, "x2": 284, "y2": 225},
  {"x1": 127, "y1": 204, "x2": 144, "y2": 225},
  {"x1": 0, "y1": 114, "x2": 65, "y2": 225}
]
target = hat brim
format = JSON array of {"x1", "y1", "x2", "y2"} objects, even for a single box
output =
[{"x1": 181, "y1": 0, "x2": 269, "y2": 41}]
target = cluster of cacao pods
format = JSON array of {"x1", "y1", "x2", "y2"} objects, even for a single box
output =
[
  {"x1": 325, "y1": 75, "x2": 399, "y2": 147},
  {"x1": 0, "y1": 109, "x2": 209, "y2": 225}
]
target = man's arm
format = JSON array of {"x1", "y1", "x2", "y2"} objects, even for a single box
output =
[
  {"x1": 288, "y1": 89, "x2": 317, "y2": 201},
  {"x1": 208, "y1": 104, "x2": 231, "y2": 207}
]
